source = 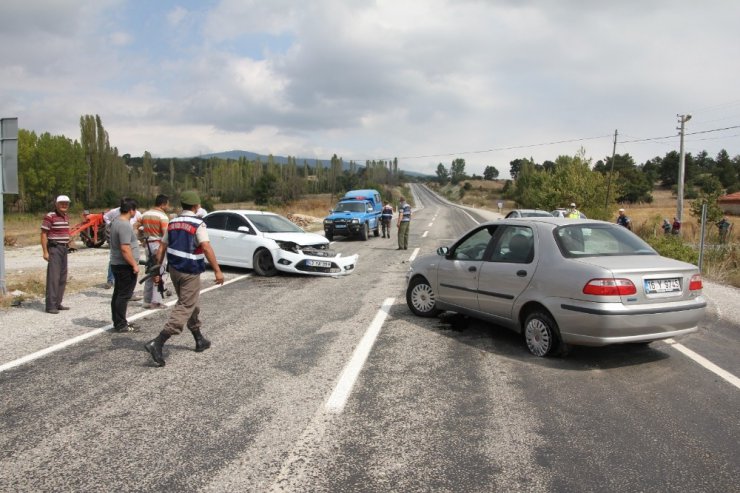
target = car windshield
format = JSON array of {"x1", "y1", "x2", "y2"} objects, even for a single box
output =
[
  {"x1": 334, "y1": 202, "x2": 366, "y2": 212},
  {"x1": 554, "y1": 224, "x2": 656, "y2": 257},
  {"x1": 245, "y1": 214, "x2": 303, "y2": 233},
  {"x1": 522, "y1": 211, "x2": 553, "y2": 217}
]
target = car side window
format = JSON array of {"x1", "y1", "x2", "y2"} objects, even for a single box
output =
[
  {"x1": 203, "y1": 213, "x2": 227, "y2": 231},
  {"x1": 450, "y1": 226, "x2": 496, "y2": 261},
  {"x1": 224, "y1": 214, "x2": 249, "y2": 233},
  {"x1": 491, "y1": 226, "x2": 534, "y2": 264}
]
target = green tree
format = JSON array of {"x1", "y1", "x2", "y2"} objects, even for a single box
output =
[
  {"x1": 450, "y1": 158, "x2": 466, "y2": 184},
  {"x1": 436, "y1": 163, "x2": 449, "y2": 184},
  {"x1": 483, "y1": 165, "x2": 499, "y2": 180}
]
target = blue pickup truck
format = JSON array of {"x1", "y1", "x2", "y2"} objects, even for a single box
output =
[{"x1": 323, "y1": 189, "x2": 383, "y2": 241}]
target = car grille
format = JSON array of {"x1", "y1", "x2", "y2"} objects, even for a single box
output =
[{"x1": 302, "y1": 247, "x2": 334, "y2": 257}]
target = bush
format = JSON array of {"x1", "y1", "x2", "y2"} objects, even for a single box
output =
[{"x1": 644, "y1": 235, "x2": 698, "y2": 264}]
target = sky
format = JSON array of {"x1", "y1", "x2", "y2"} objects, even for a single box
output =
[{"x1": 1, "y1": 0, "x2": 740, "y2": 179}]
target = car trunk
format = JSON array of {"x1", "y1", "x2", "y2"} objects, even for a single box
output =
[{"x1": 573, "y1": 255, "x2": 699, "y2": 305}]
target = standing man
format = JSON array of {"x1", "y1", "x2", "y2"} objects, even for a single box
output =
[
  {"x1": 144, "y1": 191, "x2": 224, "y2": 367},
  {"x1": 717, "y1": 216, "x2": 731, "y2": 243},
  {"x1": 616, "y1": 208, "x2": 632, "y2": 230},
  {"x1": 567, "y1": 202, "x2": 581, "y2": 219},
  {"x1": 41, "y1": 195, "x2": 71, "y2": 314},
  {"x1": 103, "y1": 198, "x2": 143, "y2": 290},
  {"x1": 140, "y1": 194, "x2": 170, "y2": 309},
  {"x1": 397, "y1": 196, "x2": 412, "y2": 250},
  {"x1": 109, "y1": 198, "x2": 140, "y2": 332},
  {"x1": 381, "y1": 201, "x2": 394, "y2": 238}
]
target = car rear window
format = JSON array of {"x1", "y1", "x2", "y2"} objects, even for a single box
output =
[{"x1": 554, "y1": 224, "x2": 656, "y2": 257}]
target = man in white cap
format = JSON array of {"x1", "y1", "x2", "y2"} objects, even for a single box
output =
[
  {"x1": 616, "y1": 208, "x2": 632, "y2": 230},
  {"x1": 40, "y1": 195, "x2": 72, "y2": 314},
  {"x1": 566, "y1": 202, "x2": 581, "y2": 219}
]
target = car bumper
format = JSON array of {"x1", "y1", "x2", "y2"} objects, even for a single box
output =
[
  {"x1": 274, "y1": 249, "x2": 358, "y2": 276},
  {"x1": 324, "y1": 224, "x2": 362, "y2": 236},
  {"x1": 548, "y1": 296, "x2": 707, "y2": 346}
]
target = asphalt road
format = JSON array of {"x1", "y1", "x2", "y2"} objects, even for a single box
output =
[{"x1": 0, "y1": 184, "x2": 738, "y2": 492}]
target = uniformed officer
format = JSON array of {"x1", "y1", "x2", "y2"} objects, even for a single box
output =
[
  {"x1": 397, "y1": 196, "x2": 412, "y2": 250},
  {"x1": 381, "y1": 202, "x2": 394, "y2": 238},
  {"x1": 616, "y1": 208, "x2": 632, "y2": 230},
  {"x1": 566, "y1": 202, "x2": 581, "y2": 219},
  {"x1": 144, "y1": 191, "x2": 224, "y2": 367}
]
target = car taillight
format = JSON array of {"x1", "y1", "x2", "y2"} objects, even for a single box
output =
[
  {"x1": 583, "y1": 278, "x2": 636, "y2": 296},
  {"x1": 689, "y1": 274, "x2": 703, "y2": 291}
]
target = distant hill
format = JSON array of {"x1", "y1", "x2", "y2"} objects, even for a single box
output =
[{"x1": 196, "y1": 150, "x2": 430, "y2": 177}]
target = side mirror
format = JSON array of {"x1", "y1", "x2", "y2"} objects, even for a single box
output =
[{"x1": 436, "y1": 246, "x2": 449, "y2": 256}]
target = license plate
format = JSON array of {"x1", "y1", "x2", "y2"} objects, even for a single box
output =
[
  {"x1": 306, "y1": 259, "x2": 332, "y2": 268},
  {"x1": 644, "y1": 278, "x2": 681, "y2": 294}
]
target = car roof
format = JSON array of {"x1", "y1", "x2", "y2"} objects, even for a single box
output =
[
  {"x1": 208, "y1": 210, "x2": 278, "y2": 216},
  {"x1": 492, "y1": 217, "x2": 608, "y2": 226}
]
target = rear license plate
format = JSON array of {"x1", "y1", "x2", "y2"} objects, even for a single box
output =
[
  {"x1": 306, "y1": 259, "x2": 332, "y2": 268},
  {"x1": 644, "y1": 278, "x2": 681, "y2": 294}
]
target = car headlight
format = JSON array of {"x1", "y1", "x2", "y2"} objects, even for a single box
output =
[
  {"x1": 324, "y1": 219, "x2": 333, "y2": 224},
  {"x1": 275, "y1": 241, "x2": 299, "y2": 253},
  {"x1": 351, "y1": 218, "x2": 360, "y2": 224}
]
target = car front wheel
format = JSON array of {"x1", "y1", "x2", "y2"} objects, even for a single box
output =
[
  {"x1": 406, "y1": 276, "x2": 440, "y2": 317},
  {"x1": 523, "y1": 310, "x2": 561, "y2": 357},
  {"x1": 253, "y1": 249, "x2": 278, "y2": 276}
]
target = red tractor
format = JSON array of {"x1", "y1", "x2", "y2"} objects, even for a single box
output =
[{"x1": 69, "y1": 210, "x2": 108, "y2": 248}]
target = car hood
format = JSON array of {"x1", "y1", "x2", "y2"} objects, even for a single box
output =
[{"x1": 263, "y1": 232, "x2": 329, "y2": 246}]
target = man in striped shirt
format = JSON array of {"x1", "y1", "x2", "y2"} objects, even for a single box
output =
[
  {"x1": 140, "y1": 194, "x2": 170, "y2": 309},
  {"x1": 41, "y1": 195, "x2": 71, "y2": 314}
]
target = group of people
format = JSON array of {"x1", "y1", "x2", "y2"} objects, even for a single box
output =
[
  {"x1": 379, "y1": 196, "x2": 413, "y2": 250},
  {"x1": 619, "y1": 208, "x2": 732, "y2": 242},
  {"x1": 41, "y1": 191, "x2": 223, "y2": 368}
]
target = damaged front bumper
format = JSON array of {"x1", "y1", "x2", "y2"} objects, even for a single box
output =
[{"x1": 273, "y1": 244, "x2": 358, "y2": 276}]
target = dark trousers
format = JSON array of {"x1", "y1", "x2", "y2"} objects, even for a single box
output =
[
  {"x1": 381, "y1": 219, "x2": 392, "y2": 237},
  {"x1": 111, "y1": 264, "x2": 138, "y2": 330},
  {"x1": 45, "y1": 244, "x2": 68, "y2": 310}
]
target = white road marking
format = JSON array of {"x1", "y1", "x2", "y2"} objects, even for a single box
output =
[
  {"x1": 665, "y1": 338, "x2": 740, "y2": 389},
  {"x1": 0, "y1": 274, "x2": 250, "y2": 374},
  {"x1": 409, "y1": 248, "x2": 420, "y2": 262},
  {"x1": 325, "y1": 297, "x2": 395, "y2": 413},
  {"x1": 422, "y1": 230, "x2": 429, "y2": 238},
  {"x1": 428, "y1": 222, "x2": 433, "y2": 227}
]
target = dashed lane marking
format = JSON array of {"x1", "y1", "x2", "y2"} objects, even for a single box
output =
[
  {"x1": 665, "y1": 338, "x2": 740, "y2": 390},
  {"x1": 325, "y1": 297, "x2": 395, "y2": 413}
]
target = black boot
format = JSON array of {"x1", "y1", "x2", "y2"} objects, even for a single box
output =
[
  {"x1": 192, "y1": 329, "x2": 211, "y2": 352},
  {"x1": 144, "y1": 332, "x2": 170, "y2": 367}
]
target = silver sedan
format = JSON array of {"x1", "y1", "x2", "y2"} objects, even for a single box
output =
[{"x1": 405, "y1": 217, "x2": 706, "y2": 357}]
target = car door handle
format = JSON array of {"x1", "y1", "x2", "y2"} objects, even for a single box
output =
[
  {"x1": 516, "y1": 270, "x2": 527, "y2": 277},
  {"x1": 468, "y1": 266, "x2": 477, "y2": 272}
]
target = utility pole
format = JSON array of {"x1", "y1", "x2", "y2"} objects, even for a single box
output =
[
  {"x1": 676, "y1": 114, "x2": 692, "y2": 222},
  {"x1": 604, "y1": 129, "x2": 618, "y2": 210}
]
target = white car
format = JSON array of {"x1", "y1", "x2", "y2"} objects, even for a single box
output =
[{"x1": 202, "y1": 210, "x2": 358, "y2": 276}]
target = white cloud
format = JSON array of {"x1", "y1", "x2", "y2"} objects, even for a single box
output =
[{"x1": 1, "y1": 0, "x2": 739, "y2": 178}]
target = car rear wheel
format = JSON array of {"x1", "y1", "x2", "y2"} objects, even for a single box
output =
[
  {"x1": 523, "y1": 310, "x2": 561, "y2": 357},
  {"x1": 253, "y1": 249, "x2": 278, "y2": 277},
  {"x1": 406, "y1": 276, "x2": 440, "y2": 317}
]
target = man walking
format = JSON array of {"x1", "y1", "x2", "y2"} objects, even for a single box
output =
[
  {"x1": 41, "y1": 195, "x2": 71, "y2": 314},
  {"x1": 144, "y1": 191, "x2": 224, "y2": 367},
  {"x1": 140, "y1": 194, "x2": 170, "y2": 309},
  {"x1": 109, "y1": 198, "x2": 140, "y2": 332},
  {"x1": 397, "y1": 196, "x2": 412, "y2": 250}
]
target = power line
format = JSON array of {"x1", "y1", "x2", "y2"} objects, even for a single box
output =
[{"x1": 370, "y1": 134, "x2": 612, "y2": 162}]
